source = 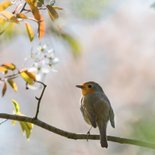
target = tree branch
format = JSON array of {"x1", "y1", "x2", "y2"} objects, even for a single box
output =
[
  {"x1": 0, "y1": 113, "x2": 155, "y2": 149},
  {"x1": 34, "y1": 81, "x2": 47, "y2": 119}
]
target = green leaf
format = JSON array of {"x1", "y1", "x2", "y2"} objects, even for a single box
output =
[
  {"x1": 12, "y1": 99, "x2": 20, "y2": 113},
  {"x1": 61, "y1": 33, "x2": 81, "y2": 57},
  {"x1": 11, "y1": 99, "x2": 33, "y2": 139},
  {"x1": 20, "y1": 121, "x2": 33, "y2": 139},
  {"x1": 12, "y1": 120, "x2": 16, "y2": 125},
  {"x1": 46, "y1": 5, "x2": 58, "y2": 21},
  {"x1": 0, "y1": 0, "x2": 12, "y2": 12},
  {"x1": 52, "y1": 6, "x2": 63, "y2": 10},
  {"x1": 25, "y1": 22, "x2": 34, "y2": 42},
  {"x1": 2, "y1": 22, "x2": 15, "y2": 37},
  {"x1": 50, "y1": 26, "x2": 81, "y2": 57},
  {"x1": 0, "y1": 11, "x2": 19, "y2": 23},
  {"x1": 151, "y1": 2, "x2": 155, "y2": 8},
  {"x1": 8, "y1": 79, "x2": 18, "y2": 91},
  {"x1": 37, "y1": 0, "x2": 44, "y2": 7},
  {"x1": 0, "y1": 16, "x2": 6, "y2": 25}
]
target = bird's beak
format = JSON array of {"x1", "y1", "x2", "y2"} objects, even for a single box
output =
[{"x1": 76, "y1": 85, "x2": 84, "y2": 89}]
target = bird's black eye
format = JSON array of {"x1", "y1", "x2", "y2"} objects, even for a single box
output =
[{"x1": 88, "y1": 84, "x2": 92, "y2": 88}]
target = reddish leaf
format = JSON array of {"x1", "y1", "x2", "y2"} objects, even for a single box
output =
[
  {"x1": 2, "y1": 82, "x2": 7, "y2": 97},
  {"x1": 16, "y1": 13, "x2": 27, "y2": 19},
  {"x1": 26, "y1": 0, "x2": 41, "y2": 21},
  {"x1": 2, "y1": 63, "x2": 16, "y2": 70},
  {"x1": 26, "y1": 0, "x2": 37, "y2": 6},
  {"x1": 38, "y1": 15, "x2": 44, "y2": 39},
  {"x1": 0, "y1": 66, "x2": 7, "y2": 73},
  {"x1": 25, "y1": 0, "x2": 45, "y2": 38}
]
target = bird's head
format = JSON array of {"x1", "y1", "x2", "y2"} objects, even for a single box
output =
[{"x1": 76, "y1": 81, "x2": 103, "y2": 96}]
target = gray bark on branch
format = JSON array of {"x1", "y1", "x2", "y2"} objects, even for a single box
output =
[{"x1": 0, "y1": 113, "x2": 155, "y2": 149}]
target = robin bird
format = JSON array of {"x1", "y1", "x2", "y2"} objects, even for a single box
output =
[{"x1": 76, "y1": 81, "x2": 115, "y2": 148}]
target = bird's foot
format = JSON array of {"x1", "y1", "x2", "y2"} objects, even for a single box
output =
[
  {"x1": 86, "y1": 131, "x2": 90, "y2": 142},
  {"x1": 86, "y1": 126, "x2": 92, "y2": 141}
]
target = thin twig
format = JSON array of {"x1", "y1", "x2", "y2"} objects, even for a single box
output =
[
  {"x1": 21, "y1": 7, "x2": 46, "y2": 14},
  {"x1": 4, "y1": 73, "x2": 19, "y2": 80},
  {"x1": 27, "y1": 17, "x2": 38, "y2": 23},
  {"x1": 0, "y1": 73, "x2": 19, "y2": 82},
  {"x1": 0, "y1": 113, "x2": 155, "y2": 149},
  {"x1": 38, "y1": 7, "x2": 47, "y2": 10},
  {"x1": 0, "y1": 119, "x2": 8, "y2": 125},
  {"x1": 34, "y1": 81, "x2": 47, "y2": 119},
  {"x1": 20, "y1": 2, "x2": 27, "y2": 13}
]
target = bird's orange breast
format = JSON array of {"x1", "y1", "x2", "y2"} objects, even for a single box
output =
[{"x1": 82, "y1": 87, "x2": 95, "y2": 96}]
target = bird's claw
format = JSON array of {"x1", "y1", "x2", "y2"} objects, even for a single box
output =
[
  {"x1": 86, "y1": 131, "x2": 90, "y2": 142},
  {"x1": 86, "y1": 127, "x2": 92, "y2": 141},
  {"x1": 87, "y1": 130, "x2": 90, "y2": 135}
]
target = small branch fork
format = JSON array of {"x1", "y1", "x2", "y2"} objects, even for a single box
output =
[
  {"x1": 0, "y1": 113, "x2": 155, "y2": 149},
  {"x1": 34, "y1": 81, "x2": 47, "y2": 119},
  {"x1": 20, "y1": 2, "x2": 27, "y2": 13}
]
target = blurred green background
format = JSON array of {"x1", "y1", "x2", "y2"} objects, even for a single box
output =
[{"x1": 1, "y1": 0, "x2": 155, "y2": 154}]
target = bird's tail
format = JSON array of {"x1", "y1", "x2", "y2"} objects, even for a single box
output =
[{"x1": 98, "y1": 123, "x2": 108, "y2": 148}]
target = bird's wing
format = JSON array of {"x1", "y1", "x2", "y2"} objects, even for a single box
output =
[
  {"x1": 93, "y1": 96, "x2": 110, "y2": 122},
  {"x1": 94, "y1": 93, "x2": 115, "y2": 128},
  {"x1": 80, "y1": 97, "x2": 97, "y2": 128},
  {"x1": 100, "y1": 93, "x2": 115, "y2": 128},
  {"x1": 109, "y1": 107, "x2": 115, "y2": 128}
]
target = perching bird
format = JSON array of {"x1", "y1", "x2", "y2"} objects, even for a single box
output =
[{"x1": 76, "y1": 81, "x2": 115, "y2": 148}]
